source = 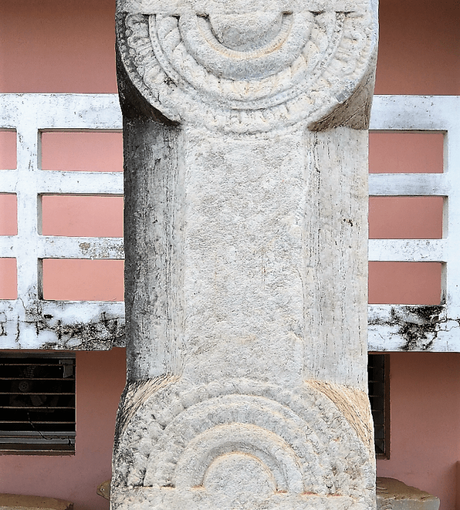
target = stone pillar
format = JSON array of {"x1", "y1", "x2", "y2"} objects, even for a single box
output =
[{"x1": 112, "y1": 0, "x2": 378, "y2": 508}]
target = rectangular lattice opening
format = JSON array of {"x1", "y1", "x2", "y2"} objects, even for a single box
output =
[
  {"x1": 42, "y1": 259, "x2": 124, "y2": 301},
  {"x1": 0, "y1": 193, "x2": 17, "y2": 236},
  {"x1": 368, "y1": 353, "x2": 389, "y2": 459},
  {"x1": 41, "y1": 195, "x2": 123, "y2": 237},
  {"x1": 369, "y1": 132, "x2": 444, "y2": 174},
  {"x1": 0, "y1": 258, "x2": 17, "y2": 299},
  {"x1": 41, "y1": 131, "x2": 123, "y2": 172},
  {"x1": 0, "y1": 130, "x2": 16, "y2": 170},
  {"x1": 0, "y1": 353, "x2": 75, "y2": 455},
  {"x1": 369, "y1": 262, "x2": 442, "y2": 305},
  {"x1": 369, "y1": 196, "x2": 443, "y2": 239}
]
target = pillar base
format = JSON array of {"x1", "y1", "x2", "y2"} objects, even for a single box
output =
[{"x1": 112, "y1": 379, "x2": 375, "y2": 510}]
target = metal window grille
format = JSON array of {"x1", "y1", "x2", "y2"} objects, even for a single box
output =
[
  {"x1": 368, "y1": 354, "x2": 389, "y2": 458},
  {"x1": 0, "y1": 353, "x2": 75, "y2": 454}
]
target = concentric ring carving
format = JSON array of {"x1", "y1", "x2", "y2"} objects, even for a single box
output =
[
  {"x1": 149, "y1": 11, "x2": 339, "y2": 107},
  {"x1": 174, "y1": 423, "x2": 303, "y2": 492},
  {"x1": 145, "y1": 394, "x2": 323, "y2": 492},
  {"x1": 177, "y1": 12, "x2": 313, "y2": 81},
  {"x1": 112, "y1": 378, "x2": 375, "y2": 509},
  {"x1": 116, "y1": 2, "x2": 377, "y2": 132}
]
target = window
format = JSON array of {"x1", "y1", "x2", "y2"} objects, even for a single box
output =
[
  {"x1": 0, "y1": 353, "x2": 75, "y2": 454},
  {"x1": 368, "y1": 353, "x2": 389, "y2": 459}
]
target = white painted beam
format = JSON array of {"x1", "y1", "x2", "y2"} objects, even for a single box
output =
[
  {"x1": 0, "y1": 237, "x2": 16, "y2": 258},
  {"x1": 370, "y1": 95, "x2": 460, "y2": 131},
  {"x1": 0, "y1": 300, "x2": 125, "y2": 350},
  {"x1": 1, "y1": 237, "x2": 124, "y2": 259},
  {"x1": 0, "y1": 94, "x2": 122, "y2": 130},
  {"x1": 37, "y1": 172, "x2": 123, "y2": 195},
  {"x1": 40, "y1": 237, "x2": 124, "y2": 259},
  {"x1": 1, "y1": 171, "x2": 18, "y2": 193},
  {"x1": 369, "y1": 174, "x2": 448, "y2": 196},
  {"x1": 368, "y1": 239, "x2": 446, "y2": 262},
  {"x1": 368, "y1": 304, "x2": 460, "y2": 352}
]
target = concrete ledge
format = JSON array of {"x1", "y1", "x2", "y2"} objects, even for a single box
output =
[
  {"x1": 0, "y1": 494, "x2": 73, "y2": 510},
  {"x1": 377, "y1": 478, "x2": 440, "y2": 510}
]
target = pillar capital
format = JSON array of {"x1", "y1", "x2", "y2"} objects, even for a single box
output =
[{"x1": 116, "y1": 0, "x2": 377, "y2": 132}]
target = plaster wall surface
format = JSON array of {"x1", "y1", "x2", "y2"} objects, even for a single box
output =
[
  {"x1": 376, "y1": 354, "x2": 460, "y2": 510},
  {"x1": 0, "y1": 349, "x2": 126, "y2": 510},
  {"x1": 0, "y1": 0, "x2": 459, "y2": 509}
]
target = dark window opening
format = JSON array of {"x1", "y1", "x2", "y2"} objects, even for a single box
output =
[
  {"x1": 368, "y1": 353, "x2": 390, "y2": 459},
  {"x1": 0, "y1": 353, "x2": 75, "y2": 455}
]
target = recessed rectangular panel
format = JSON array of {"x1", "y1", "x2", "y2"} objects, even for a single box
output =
[
  {"x1": 0, "y1": 131, "x2": 17, "y2": 170},
  {"x1": 42, "y1": 259, "x2": 124, "y2": 301},
  {"x1": 41, "y1": 132, "x2": 123, "y2": 172},
  {"x1": 0, "y1": 194, "x2": 17, "y2": 236},
  {"x1": 41, "y1": 195, "x2": 123, "y2": 237},
  {"x1": 368, "y1": 262, "x2": 442, "y2": 305},
  {"x1": 369, "y1": 196, "x2": 443, "y2": 239},
  {"x1": 0, "y1": 258, "x2": 17, "y2": 299},
  {"x1": 369, "y1": 132, "x2": 443, "y2": 174}
]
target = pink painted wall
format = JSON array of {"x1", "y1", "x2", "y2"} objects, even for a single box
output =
[
  {"x1": 0, "y1": 349, "x2": 126, "y2": 510},
  {"x1": 0, "y1": 3, "x2": 126, "y2": 508},
  {"x1": 0, "y1": 0, "x2": 117, "y2": 94},
  {"x1": 0, "y1": 0, "x2": 459, "y2": 509},
  {"x1": 377, "y1": 354, "x2": 460, "y2": 510},
  {"x1": 375, "y1": 0, "x2": 460, "y2": 96}
]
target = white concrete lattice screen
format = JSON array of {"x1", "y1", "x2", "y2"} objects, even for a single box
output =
[
  {"x1": 0, "y1": 94, "x2": 459, "y2": 351},
  {"x1": 368, "y1": 96, "x2": 460, "y2": 351},
  {"x1": 0, "y1": 94, "x2": 124, "y2": 350}
]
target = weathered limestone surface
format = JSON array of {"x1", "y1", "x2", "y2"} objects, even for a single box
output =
[
  {"x1": 113, "y1": 0, "x2": 378, "y2": 508},
  {"x1": 376, "y1": 478, "x2": 440, "y2": 510}
]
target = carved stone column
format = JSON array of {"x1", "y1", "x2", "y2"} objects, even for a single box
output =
[{"x1": 112, "y1": 0, "x2": 378, "y2": 508}]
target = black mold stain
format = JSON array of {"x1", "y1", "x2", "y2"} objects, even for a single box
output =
[
  {"x1": 369, "y1": 305, "x2": 446, "y2": 351},
  {"x1": 397, "y1": 306, "x2": 444, "y2": 351},
  {"x1": 23, "y1": 300, "x2": 125, "y2": 350}
]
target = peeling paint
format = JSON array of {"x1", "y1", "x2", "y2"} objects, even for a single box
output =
[{"x1": 0, "y1": 295, "x2": 125, "y2": 350}]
